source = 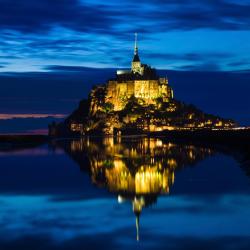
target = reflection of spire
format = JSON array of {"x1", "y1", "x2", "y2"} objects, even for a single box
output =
[
  {"x1": 135, "y1": 213, "x2": 140, "y2": 242},
  {"x1": 133, "y1": 196, "x2": 144, "y2": 242}
]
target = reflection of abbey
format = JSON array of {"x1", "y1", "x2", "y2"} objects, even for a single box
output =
[
  {"x1": 68, "y1": 137, "x2": 212, "y2": 197},
  {"x1": 56, "y1": 137, "x2": 213, "y2": 241},
  {"x1": 106, "y1": 34, "x2": 173, "y2": 111}
]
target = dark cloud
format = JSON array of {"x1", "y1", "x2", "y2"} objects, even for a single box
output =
[
  {"x1": 0, "y1": 0, "x2": 249, "y2": 72},
  {"x1": 0, "y1": 55, "x2": 21, "y2": 59},
  {"x1": 0, "y1": 0, "x2": 117, "y2": 34},
  {"x1": 144, "y1": 52, "x2": 234, "y2": 62},
  {"x1": 27, "y1": 39, "x2": 93, "y2": 52},
  {"x1": 227, "y1": 60, "x2": 250, "y2": 67},
  {"x1": 176, "y1": 62, "x2": 221, "y2": 71},
  {"x1": 44, "y1": 65, "x2": 115, "y2": 73},
  {"x1": 46, "y1": 65, "x2": 98, "y2": 72},
  {"x1": 135, "y1": 0, "x2": 250, "y2": 31},
  {"x1": 0, "y1": 0, "x2": 250, "y2": 35}
]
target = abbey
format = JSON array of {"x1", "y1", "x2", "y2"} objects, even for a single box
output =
[
  {"x1": 106, "y1": 34, "x2": 173, "y2": 111},
  {"x1": 49, "y1": 34, "x2": 236, "y2": 136}
]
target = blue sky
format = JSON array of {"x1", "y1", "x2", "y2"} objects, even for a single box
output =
[{"x1": 1, "y1": 0, "x2": 250, "y2": 72}]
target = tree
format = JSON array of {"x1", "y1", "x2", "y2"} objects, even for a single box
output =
[
  {"x1": 103, "y1": 102, "x2": 114, "y2": 113},
  {"x1": 124, "y1": 95, "x2": 141, "y2": 112},
  {"x1": 155, "y1": 97, "x2": 163, "y2": 109}
]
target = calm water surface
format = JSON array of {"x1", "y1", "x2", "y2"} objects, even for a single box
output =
[{"x1": 0, "y1": 137, "x2": 250, "y2": 249}]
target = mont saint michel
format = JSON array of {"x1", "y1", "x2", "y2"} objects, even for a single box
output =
[
  {"x1": 49, "y1": 35, "x2": 236, "y2": 137},
  {"x1": 2, "y1": 1, "x2": 250, "y2": 250}
]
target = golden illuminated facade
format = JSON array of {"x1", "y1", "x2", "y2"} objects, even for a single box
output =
[
  {"x1": 106, "y1": 78, "x2": 173, "y2": 111},
  {"x1": 105, "y1": 34, "x2": 173, "y2": 111}
]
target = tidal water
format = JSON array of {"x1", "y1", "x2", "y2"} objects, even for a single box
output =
[{"x1": 0, "y1": 137, "x2": 250, "y2": 250}]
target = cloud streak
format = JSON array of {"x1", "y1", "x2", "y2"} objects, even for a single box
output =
[
  {"x1": 0, "y1": 0, "x2": 117, "y2": 33},
  {"x1": 0, "y1": 0, "x2": 250, "y2": 71},
  {"x1": 0, "y1": 113, "x2": 66, "y2": 120}
]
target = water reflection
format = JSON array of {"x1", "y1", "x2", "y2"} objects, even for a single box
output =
[
  {"x1": 57, "y1": 137, "x2": 214, "y2": 241},
  {"x1": 1, "y1": 138, "x2": 250, "y2": 249}
]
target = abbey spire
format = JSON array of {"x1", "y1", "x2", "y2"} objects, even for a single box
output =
[
  {"x1": 132, "y1": 33, "x2": 143, "y2": 74},
  {"x1": 134, "y1": 33, "x2": 138, "y2": 55},
  {"x1": 133, "y1": 33, "x2": 140, "y2": 62}
]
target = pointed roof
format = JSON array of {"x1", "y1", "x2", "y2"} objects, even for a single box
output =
[
  {"x1": 133, "y1": 53, "x2": 140, "y2": 62},
  {"x1": 133, "y1": 33, "x2": 140, "y2": 62}
]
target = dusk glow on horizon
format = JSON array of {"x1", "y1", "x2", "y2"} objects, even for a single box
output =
[{"x1": 0, "y1": 113, "x2": 67, "y2": 120}]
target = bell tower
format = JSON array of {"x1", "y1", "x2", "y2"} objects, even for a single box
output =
[{"x1": 131, "y1": 33, "x2": 143, "y2": 75}]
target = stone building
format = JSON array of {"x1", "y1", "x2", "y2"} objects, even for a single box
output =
[
  {"x1": 105, "y1": 34, "x2": 174, "y2": 111},
  {"x1": 49, "y1": 34, "x2": 236, "y2": 137}
]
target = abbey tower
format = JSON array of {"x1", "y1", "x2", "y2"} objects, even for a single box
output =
[
  {"x1": 106, "y1": 34, "x2": 174, "y2": 111},
  {"x1": 131, "y1": 33, "x2": 144, "y2": 75}
]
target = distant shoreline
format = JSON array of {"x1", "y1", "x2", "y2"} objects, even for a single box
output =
[
  {"x1": 1, "y1": 128, "x2": 250, "y2": 147},
  {"x1": 150, "y1": 128, "x2": 250, "y2": 146},
  {"x1": 0, "y1": 135, "x2": 49, "y2": 150}
]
